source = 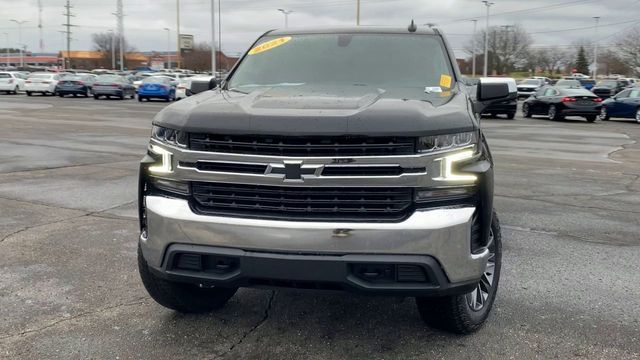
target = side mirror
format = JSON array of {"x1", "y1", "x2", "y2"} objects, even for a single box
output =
[
  {"x1": 208, "y1": 78, "x2": 218, "y2": 90},
  {"x1": 477, "y1": 77, "x2": 517, "y2": 102},
  {"x1": 475, "y1": 78, "x2": 517, "y2": 115}
]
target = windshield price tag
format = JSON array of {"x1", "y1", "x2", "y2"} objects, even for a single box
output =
[
  {"x1": 440, "y1": 74, "x2": 452, "y2": 89},
  {"x1": 248, "y1": 37, "x2": 292, "y2": 55}
]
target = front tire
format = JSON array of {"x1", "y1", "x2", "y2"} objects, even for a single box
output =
[
  {"x1": 138, "y1": 246, "x2": 238, "y2": 313},
  {"x1": 506, "y1": 112, "x2": 515, "y2": 120},
  {"x1": 26, "y1": 91, "x2": 32, "y2": 96},
  {"x1": 636, "y1": 108, "x2": 640, "y2": 124},
  {"x1": 416, "y1": 211, "x2": 502, "y2": 334},
  {"x1": 600, "y1": 107, "x2": 610, "y2": 121}
]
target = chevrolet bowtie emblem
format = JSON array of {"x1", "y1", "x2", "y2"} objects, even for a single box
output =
[{"x1": 265, "y1": 161, "x2": 324, "y2": 182}]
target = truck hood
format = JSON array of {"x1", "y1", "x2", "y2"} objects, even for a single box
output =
[{"x1": 154, "y1": 86, "x2": 476, "y2": 136}]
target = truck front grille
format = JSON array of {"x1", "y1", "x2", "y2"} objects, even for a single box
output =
[
  {"x1": 191, "y1": 182, "x2": 413, "y2": 222},
  {"x1": 189, "y1": 134, "x2": 416, "y2": 157}
]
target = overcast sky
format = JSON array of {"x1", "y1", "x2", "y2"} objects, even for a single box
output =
[{"x1": 0, "y1": 0, "x2": 638, "y2": 57}]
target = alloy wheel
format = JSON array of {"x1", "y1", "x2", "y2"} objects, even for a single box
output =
[
  {"x1": 636, "y1": 109, "x2": 640, "y2": 124},
  {"x1": 466, "y1": 229, "x2": 496, "y2": 312},
  {"x1": 600, "y1": 107, "x2": 608, "y2": 120},
  {"x1": 548, "y1": 106, "x2": 556, "y2": 120}
]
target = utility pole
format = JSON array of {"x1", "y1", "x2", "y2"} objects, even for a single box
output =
[
  {"x1": 176, "y1": 0, "x2": 181, "y2": 69},
  {"x1": 482, "y1": 1, "x2": 494, "y2": 77},
  {"x1": 3, "y1": 33, "x2": 9, "y2": 67},
  {"x1": 62, "y1": 0, "x2": 75, "y2": 69},
  {"x1": 277, "y1": 9, "x2": 293, "y2": 29},
  {"x1": 217, "y1": 0, "x2": 222, "y2": 74},
  {"x1": 210, "y1": 1, "x2": 216, "y2": 75},
  {"x1": 356, "y1": 0, "x2": 360, "y2": 26},
  {"x1": 108, "y1": 29, "x2": 116, "y2": 69},
  {"x1": 163, "y1": 28, "x2": 171, "y2": 70},
  {"x1": 471, "y1": 19, "x2": 477, "y2": 77},
  {"x1": 500, "y1": 25, "x2": 513, "y2": 75},
  {"x1": 114, "y1": 0, "x2": 125, "y2": 71},
  {"x1": 38, "y1": 0, "x2": 44, "y2": 53},
  {"x1": 593, "y1": 16, "x2": 600, "y2": 80},
  {"x1": 10, "y1": 20, "x2": 27, "y2": 68}
]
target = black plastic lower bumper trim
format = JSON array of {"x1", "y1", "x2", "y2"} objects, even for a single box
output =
[{"x1": 149, "y1": 244, "x2": 479, "y2": 297}]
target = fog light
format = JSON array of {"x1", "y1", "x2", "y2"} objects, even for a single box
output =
[
  {"x1": 415, "y1": 186, "x2": 475, "y2": 202},
  {"x1": 150, "y1": 177, "x2": 189, "y2": 195}
]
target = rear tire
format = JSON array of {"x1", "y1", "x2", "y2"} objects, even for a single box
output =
[
  {"x1": 506, "y1": 112, "x2": 515, "y2": 120},
  {"x1": 138, "y1": 246, "x2": 238, "y2": 313},
  {"x1": 635, "y1": 108, "x2": 640, "y2": 124},
  {"x1": 548, "y1": 105, "x2": 563, "y2": 121},
  {"x1": 522, "y1": 103, "x2": 532, "y2": 118},
  {"x1": 600, "y1": 107, "x2": 610, "y2": 121},
  {"x1": 416, "y1": 211, "x2": 502, "y2": 334},
  {"x1": 586, "y1": 115, "x2": 597, "y2": 123},
  {"x1": 138, "y1": 96, "x2": 144, "y2": 102},
  {"x1": 93, "y1": 94, "x2": 100, "y2": 100},
  {"x1": 26, "y1": 91, "x2": 32, "y2": 96}
]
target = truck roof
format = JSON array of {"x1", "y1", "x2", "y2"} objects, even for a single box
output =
[{"x1": 267, "y1": 26, "x2": 439, "y2": 36}]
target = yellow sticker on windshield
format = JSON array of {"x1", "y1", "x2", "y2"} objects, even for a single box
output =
[
  {"x1": 248, "y1": 36, "x2": 292, "y2": 55},
  {"x1": 440, "y1": 74, "x2": 452, "y2": 89}
]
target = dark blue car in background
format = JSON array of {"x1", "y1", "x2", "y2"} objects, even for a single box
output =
[
  {"x1": 600, "y1": 88, "x2": 640, "y2": 123},
  {"x1": 137, "y1": 76, "x2": 176, "y2": 102}
]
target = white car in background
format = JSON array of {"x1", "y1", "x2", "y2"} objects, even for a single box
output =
[
  {"x1": 175, "y1": 78, "x2": 190, "y2": 100},
  {"x1": 0, "y1": 71, "x2": 27, "y2": 94},
  {"x1": 25, "y1": 73, "x2": 61, "y2": 96}
]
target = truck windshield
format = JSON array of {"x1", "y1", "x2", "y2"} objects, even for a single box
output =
[{"x1": 228, "y1": 33, "x2": 454, "y2": 92}]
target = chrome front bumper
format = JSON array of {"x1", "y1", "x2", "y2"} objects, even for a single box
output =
[{"x1": 140, "y1": 196, "x2": 489, "y2": 283}]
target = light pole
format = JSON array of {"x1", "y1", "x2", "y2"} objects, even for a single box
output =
[
  {"x1": 482, "y1": 1, "x2": 494, "y2": 77},
  {"x1": 176, "y1": 0, "x2": 181, "y2": 69},
  {"x1": 593, "y1": 16, "x2": 600, "y2": 79},
  {"x1": 10, "y1": 19, "x2": 27, "y2": 68},
  {"x1": 277, "y1": 9, "x2": 293, "y2": 29},
  {"x1": 3, "y1": 32, "x2": 9, "y2": 68},
  {"x1": 471, "y1": 19, "x2": 477, "y2": 78},
  {"x1": 356, "y1": 0, "x2": 360, "y2": 26},
  {"x1": 210, "y1": 0, "x2": 216, "y2": 75},
  {"x1": 108, "y1": 29, "x2": 116, "y2": 69},
  {"x1": 164, "y1": 27, "x2": 171, "y2": 70}
]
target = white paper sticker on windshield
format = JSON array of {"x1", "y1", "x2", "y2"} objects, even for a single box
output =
[{"x1": 425, "y1": 86, "x2": 443, "y2": 93}]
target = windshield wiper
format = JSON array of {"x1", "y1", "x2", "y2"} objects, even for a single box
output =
[{"x1": 227, "y1": 88, "x2": 249, "y2": 94}]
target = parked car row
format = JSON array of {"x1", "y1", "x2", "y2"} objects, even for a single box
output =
[
  {"x1": 0, "y1": 71, "x2": 197, "y2": 102},
  {"x1": 520, "y1": 85, "x2": 640, "y2": 123}
]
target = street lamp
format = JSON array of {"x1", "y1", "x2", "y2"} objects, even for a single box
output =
[
  {"x1": 163, "y1": 27, "x2": 171, "y2": 70},
  {"x1": 10, "y1": 19, "x2": 27, "y2": 68},
  {"x1": 108, "y1": 29, "x2": 116, "y2": 70},
  {"x1": 481, "y1": 1, "x2": 494, "y2": 77},
  {"x1": 471, "y1": 19, "x2": 478, "y2": 78},
  {"x1": 3, "y1": 32, "x2": 9, "y2": 68},
  {"x1": 277, "y1": 9, "x2": 293, "y2": 29},
  {"x1": 593, "y1": 16, "x2": 600, "y2": 80}
]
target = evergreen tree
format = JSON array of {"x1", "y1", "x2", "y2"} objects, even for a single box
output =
[{"x1": 575, "y1": 46, "x2": 589, "y2": 74}]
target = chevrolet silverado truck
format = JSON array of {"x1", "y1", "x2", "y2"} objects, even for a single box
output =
[{"x1": 137, "y1": 25, "x2": 515, "y2": 334}]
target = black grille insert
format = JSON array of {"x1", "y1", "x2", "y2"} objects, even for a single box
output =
[
  {"x1": 191, "y1": 182, "x2": 414, "y2": 221},
  {"x1": 189, "y1": 133, "x2": 416, "y2": 157}
]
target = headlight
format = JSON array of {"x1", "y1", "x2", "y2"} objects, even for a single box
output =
[
  {"x1": 417, "y1": 131, "x2": 476, "y2": 153},
  {"x1": 148, "y1": 144, "x2": 173, "y2": 174},
  {"x1": 151, "y1": 125, "x2": 188, "y2": 148},
  {"x1": 433, "y1": 150, "x2": 478, "y2": 183}
]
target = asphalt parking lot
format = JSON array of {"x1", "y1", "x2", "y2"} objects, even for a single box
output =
[{"x1": 1, "y1": 94, "x2": 639, "y2": 359}]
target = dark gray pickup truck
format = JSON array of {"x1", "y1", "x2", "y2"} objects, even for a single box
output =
[{"x1": 137, "y1": 25, "x2": 515, "y2": 334}]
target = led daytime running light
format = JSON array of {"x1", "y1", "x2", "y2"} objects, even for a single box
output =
[{"x1": 433, "y1": 150, "x2": 478, "y2": 182}]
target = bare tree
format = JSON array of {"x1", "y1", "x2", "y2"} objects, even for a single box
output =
[
  {"x1": 616, "y1": 25, "x2": 640, "y2": 76},
  {"x1": 182, "y1": 42, "x2": 212, "y2": 72},
  {"x1": 91, "y1": 32, "x2": 136, "y2": 69},
  {"x1": 466, "y1": 23, "x2": 532, "y2": 75}
]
